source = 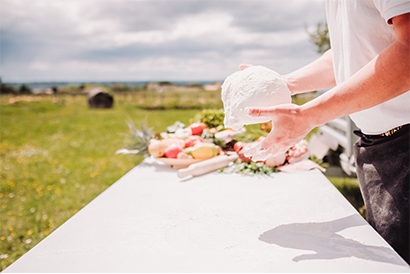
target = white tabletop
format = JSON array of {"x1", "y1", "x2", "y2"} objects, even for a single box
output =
[{"x1": 4, "y1": 157, "x2": 410, "y2": 272}]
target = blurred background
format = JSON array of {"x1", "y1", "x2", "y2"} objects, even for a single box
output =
[{"x1": 2, "y1": 1, "x2": 364, "y2": 271}]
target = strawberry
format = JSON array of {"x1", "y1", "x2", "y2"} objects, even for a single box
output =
[
  {"x1": 233, "y1": 141, "x2": 244, "y2": 152},
  {"x1": 188, "y1": 122, "x2": 207, "y2": 135}
]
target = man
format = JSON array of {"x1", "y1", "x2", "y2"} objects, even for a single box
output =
[{"x1": 245, "y1": 0, "x2": 410, "y2": 263}]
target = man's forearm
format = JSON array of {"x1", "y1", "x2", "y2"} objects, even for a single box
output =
[
  {"x1": 301, "y1": 31, "x2": 410, "y2": 128},
  {"x1": 284, "y1": 49, "x2": 336, "y2": 95}
]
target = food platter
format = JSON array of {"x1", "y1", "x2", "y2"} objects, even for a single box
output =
[{"x1": 155, "y1": 157, "x2": 206, "y2": 169}]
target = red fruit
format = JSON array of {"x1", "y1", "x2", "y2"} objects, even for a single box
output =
[
  {"x1": 184, "y1": 136, "x2": 204, "y2": 147},
  {"x1": 233, "y1": 141, "x2": 244, "y2": 152},
  {"x1": 216, "y1": 145, "x2": 222, "y2": 155},
  {"x1": 188, "y1": 122, "x2": 207, "y2": 135},
  {"x1": 237, "y1": 142, "x2": 255, "y2": 162},
  {"x1": 164, "y1": 144, "x2": 183, "y2": 158}
]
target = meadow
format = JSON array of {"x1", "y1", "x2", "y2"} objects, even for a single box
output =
[{"x1": 0, "y1": 90, "x2": 361, "y2": 270}]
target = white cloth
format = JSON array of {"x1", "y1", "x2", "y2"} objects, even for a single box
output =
[{"x1": 325, "y1": 0, "x2": 410, "y2": 135}]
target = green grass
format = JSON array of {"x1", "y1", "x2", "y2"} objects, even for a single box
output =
[
  {"x1": 327, "y1": 176, "x2": 364, "y2": 214},
  {"x1": 0, "y1": 92, "x2": 363, "y2": 270},
  {"x1": 0, "y1": 96, "x2": 200, "y2": 270}
]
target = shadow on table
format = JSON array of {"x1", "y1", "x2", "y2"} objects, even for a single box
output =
[{"x1": 259, "y1": 214, "x2": 403, "y2": 265}]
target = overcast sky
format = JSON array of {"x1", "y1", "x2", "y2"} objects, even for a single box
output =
[{"x1": 1, "y1": 0, "x2": 327, "y2": 83}]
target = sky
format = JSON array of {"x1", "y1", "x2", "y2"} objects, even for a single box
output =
[{"x1": 1, "y1": 0, "x2": 327, "y2": 83}]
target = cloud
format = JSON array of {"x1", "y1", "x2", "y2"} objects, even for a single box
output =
[{"x1": 0, "y1": 0, "x2": 326, "y2": 82}]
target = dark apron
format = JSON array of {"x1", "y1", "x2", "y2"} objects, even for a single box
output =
[{"x1": 354, "y1": 124, "x2": 410, "y2": 264}]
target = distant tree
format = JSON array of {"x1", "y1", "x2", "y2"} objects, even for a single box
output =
[
  {"x1": 187, "y1": 82, "x2": 202, "y2": 88},
  {"x1": 0, "y1": 83, "x2": 17, "y2": 94},
  {"x1": 19, "y1": 84, "x2": 32, "y2": 94},
  {"x1": 111, "y1": 83, "x2": 130, "y2": 93},
  {"x1": 306, "y1": 22, "x2": 330, "y2": 54},
  {"x1": 0, "y1": 77, "x2": 16, "y2": 94}
]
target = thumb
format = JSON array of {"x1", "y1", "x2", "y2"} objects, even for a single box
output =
[
  {"x1": 239, "y1": 64, "x2": 253, "y2": 71},
  {"x1": 245, "y1": 104, "x2": 300, "y2": 117},
  {"x1": 245, "y1": 106, "x2": 278, "y2": 117}
]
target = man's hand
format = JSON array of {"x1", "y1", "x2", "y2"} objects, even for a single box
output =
[
  {"x1": 239, "y1": 64, "x2": 252, "y2": 71},
  {"x1": 244, "y1": 104, "x2": 315, "y2": 158}
]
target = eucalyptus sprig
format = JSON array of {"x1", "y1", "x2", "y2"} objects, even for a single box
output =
[{"x1": 220, "y1": 159, "x2": 278, "y2": 176}]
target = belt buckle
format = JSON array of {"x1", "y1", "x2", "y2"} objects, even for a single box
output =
[{"x1": 380, "y1": 126, "x2": 402, "y2": 137}]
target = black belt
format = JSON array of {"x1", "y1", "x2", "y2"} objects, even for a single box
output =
[
  {"x1": 354, "y1": 124, "x2": 409, "y2": 140},
  {"x1": 380, "y1": 125, "x2": 403, "y2": 137}
]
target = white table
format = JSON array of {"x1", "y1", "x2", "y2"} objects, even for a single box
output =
[{"x1": 4, "y1": 158, "x2": 410, "y2": 272}]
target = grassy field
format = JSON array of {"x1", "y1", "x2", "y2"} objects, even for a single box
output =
[{"x1": 0, "y1": 91, "x2": 361, "y2": 270}]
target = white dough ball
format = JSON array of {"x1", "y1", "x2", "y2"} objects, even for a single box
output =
[{"x1": 221, "y1": 66, "x2": 291, "y2": 130}]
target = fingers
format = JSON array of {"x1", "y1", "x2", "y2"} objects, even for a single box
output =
[
  {"x1": 239, "y1": 64, "x2": 253, "y2": 71},
  {"x1": 243, "y1": 137, "x2": 288, "y2": 160},
  {"x1": 259, "y1": 136, "x2": 292, "y2": 156}
]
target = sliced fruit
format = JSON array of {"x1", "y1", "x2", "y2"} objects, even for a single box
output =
[
  {"x1": 191, "y1": 143, "x2": 218, "y2": 159},
  {"x1": 161, "y1": 138, "x2": 185, "y2": 148},
  {"x1": 148, "y1": 139, "x2": 167, "y2": 158},
  {"x1": 164, "y1": 144, "x2": 183, "y2": 158},
  {"x1": 184, "y1": 135, "x2": 204, "y2": 147}
]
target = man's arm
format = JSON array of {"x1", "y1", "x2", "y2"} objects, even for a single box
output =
[
  {"x1": 246, "y1": 13, "x2": 410, "y2": 155},
  {"x1": 303, "y1": 13, "x2": 410, "y2": 127},
  {"x1": 284, "y1": 49, "x2": 336, "y2": 95}
]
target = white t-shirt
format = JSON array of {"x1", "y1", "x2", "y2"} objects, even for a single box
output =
[{"x1": 325, "y1": 0, "x2": 410, "y2": 135}]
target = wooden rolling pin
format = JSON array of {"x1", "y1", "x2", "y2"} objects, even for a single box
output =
[{"x1": 177, "y1": 152, "x2": 238, "y2": 178}]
